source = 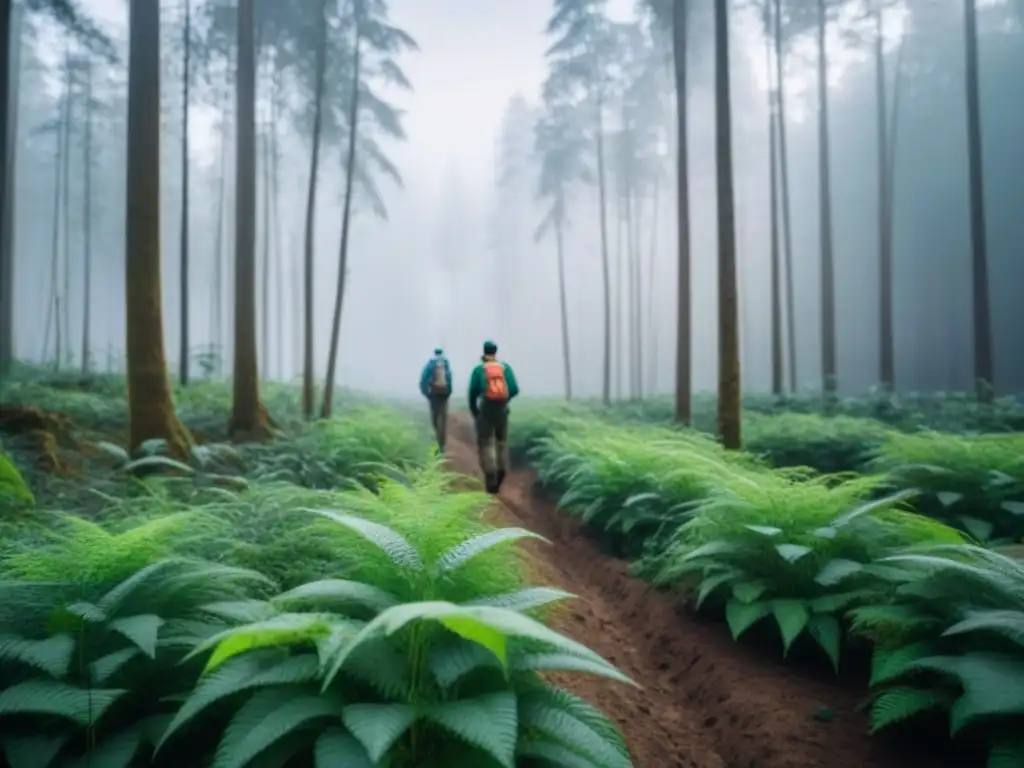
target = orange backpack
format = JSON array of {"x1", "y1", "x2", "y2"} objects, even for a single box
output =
[{"x1": 483, "y1": 361, "x2": 508, "y2": 402}]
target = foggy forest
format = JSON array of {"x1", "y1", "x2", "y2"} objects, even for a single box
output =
[{"x1": 0, "y1": 1, "x2": 1022, "y2": 767}]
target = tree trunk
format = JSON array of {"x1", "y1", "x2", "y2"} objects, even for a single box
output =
[
  {"x1": 631, "y1": 189, "x2": 643, "y2": 399},
  {"x1": 125, "y1": 0, "x2": 189, "y2": 457},
  {"x1": 555, "y1": 209, "x2": 572, "y2": 399},
  {"x1": 962, "y1": 0, "x2": 993, "y2": 398},
  {"x1": 765, "y1": 3, "x2": 783, "y2": 397},
  {"x1": 60, "y1": 55, "x2": 71, "y2": 368},
  {"x1": 596, "y1": 92, "x2": 611, "y2": 406},
  {"x1": 211, "y1": 71, "x2": 228, "y2": 373},
  {"x1": 321, "y1": 20, "x2": 362, "y2": 419},
  {"x1": 177, "y1": 0, "x2": 191, "y2": 385},
  {"x1": 259, "y1": 108, "x2": 271, "y2": 379},
  {"x1": 816, "y1": 0, "x2": 837, "y2": 399},
  {"x1": 270, "y1": 58, "x2": 283, "y2": 379},
  {"x1": 301, "y1": 0, "x2": 329, "y2": 418},
  {"x1": 672, "y1": 0, "x2": 692, "y2": 424},
  {"x1": 773, "y1": 0, "x2": 797, "y2": 392},
  {"x1": 714, "y1": 0, "x2": 741, "y2": 450},
  {"x1": 82, "y1": 58, "x2": 93, "y2": 375},
  {"x1": 0, "y1": 2, "x2": 20, "y2": 377},
  {"x1": 613, "y1": 185, "x2": 623, "y2": 400},
  {"x1": 875, "y1": 3, "x2": 894, "y2": 392},
  {"x1": 624, "y1": 164, "x2": 636, "y2": 400},
  {"x1": 228, "y1": 0, "x2": 271, "y2": 438},
  {"x1": 646, "y1": 175, "x2": 659, "y2": 395}
]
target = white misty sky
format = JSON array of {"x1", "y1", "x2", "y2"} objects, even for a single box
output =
[{"x1": 64, "y1": 0, "x2": 905, "y2": 174}]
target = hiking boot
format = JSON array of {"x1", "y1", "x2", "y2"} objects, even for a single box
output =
[
  {"x1": 495, "y1": 469, "x2": 506, "y2": 491},
  {"x1": 484, "y1": 472, "x2": 498, "y2": 494}
]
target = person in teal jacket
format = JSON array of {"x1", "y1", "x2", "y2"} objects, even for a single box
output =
[{"x1": 467, "y1": 340, "x2": 519, "y2": 493}]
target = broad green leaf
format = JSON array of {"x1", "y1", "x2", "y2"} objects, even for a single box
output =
[
  {"x1": 943, "y1": 610, "x2": 1024, "y2": 646},
  {"x1": 275, "y1": 579, "x2": 399, "y2": 614},
  {"x1": 0, "y1": 680, "x2": 125, "y2": 726},
  {"x1": 307, "y1": 510, "x2": 423, "y2": 570},
  {"x1": 909, "y1": 654, "x2": 1024, "y2": 734},
  {"x1": 775, "y1": 543, "x2": 812, "y2": 563},
  {"x1": 314, "y1": 728, "x2": 372, "y2": 767},
  {"x1": 744, "y1": 525, "x2": 782, "y2": 537},
  {"x1": 1001, "y1": 501, "x2": 1024, "y2": 516},
  {"x1": 808, "y1": 589, "x2": 877, "y2": 614},
  {"x1": 201, "y1": 600, "x2": 277, "y2": 624},
  {"x1": 807, "y1": 614, "x2": 841, "y2": 672},
  {"x1": 868, "y1": 686, "x2": 951, "y2": 734},
  {"x1": 815, "y1": 559, "x2": 863, "y2": 586},
  {"x1": 681, "y1": 540, "x2": 740, "y2": 561},
  {"x1": 696, "y1": 571, "x2": 736, "y2": 609},
  {"x1": 2, "y1": 734, "x2": 69, "y2": 768},
  {"x1": 157, "y1": 655, "x2": 320, "y2": 752},
  {"x1": 465, "y1": 587, "x2": 574, "y2": 613},
  {"x1": 108, "y1": 614, "x2": 164, "y2": 658},
  {"x1": 512, "y1": 652, "x2": 635, "y2": 685},
  {"x1": 772, "y1": 600, "x2": 810, "y2": 654},
  {"x1": 725, "y1": 599, "x2": 771, "y2": 640},
  {"x1": 343, "y1": 702, "x2": 415, "y2": 762},
  {"x1": 322, "y1": 601, "x2": 633, "y2": 691},
  {"x1": 424, "y1": 692, "x2": 518, "y2": 767},
  {"x1": 519, "y1": 693, "x2": 630, "y2": 768},
  {"x1": 429, "y1": 640, "x2": 505, "y2": 690},
  {"x1": 732, "y1": 581, "x2": 768, "y2": 604},
  {"x1": 63, "y1": 726, "x2": 142, "y2": 768},
  {"x1": 90, "y1": 647, "x2": 142, "y2": 684},
  {"x1": 832, "y1": 488, "x2": 917, "y2": 527},
  {"x1": 936, "y1": 491, "x2": 963, "y2": 508},
  {"x1": 190, "y1": 613, "x2": 337, "y2": 673},
  {"x1": 436, "y1": 528, "x2": 548, "y2": 575},
  {"x1": 0, "y1": 633, "x2": 75, "y2": 678},
  {"x1": 956, "y1": 514, "x2": 994, "y2": 543},
  {"x1": 213, "y1": 689, "x2": 345, "y2": 768}
]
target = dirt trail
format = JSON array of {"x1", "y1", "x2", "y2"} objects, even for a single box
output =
[{"x1": 446, "y1": 415, "x2": 942, "y2": 768}]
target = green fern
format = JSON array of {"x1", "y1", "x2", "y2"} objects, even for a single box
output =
[{"x1": 868, "y1": 685, "x2": 953, "y2": 732}]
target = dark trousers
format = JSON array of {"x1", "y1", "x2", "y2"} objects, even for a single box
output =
[
  {"x1": 475, "y1": 402, "x2": 509, "y2": 475},
  {"x1": 428, "y1": 394, "x2": 449, "y2": 450}
]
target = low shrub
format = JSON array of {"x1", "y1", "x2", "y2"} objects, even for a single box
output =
[
  {"x1": 848, "y1": 543, "x2": 1024, "y2": 766},
  {"x1": 743, "y1": 412, "x2": 893, "y2": 474},
  {"x1": 641, "y1": 479, "x2": 962, "y2": 670},
  {"x1": 0, "y1": 465, "x2": 634, "y2": 766},
  {"x1": 167, "y1": 511, "x2": 633, "y2": 766},
  {"x1": 530, "y1": 420, "x2": 765, "y2": 557},
  {"x1": 869, "y1": 431, "x2": 1024, "y2": 544}
]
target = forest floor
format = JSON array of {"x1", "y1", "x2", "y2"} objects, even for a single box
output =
[{"x1": 446, "y1": 414, "x2": 948, "y2": 768}]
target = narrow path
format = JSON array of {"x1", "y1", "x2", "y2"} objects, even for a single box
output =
[{"x1": 445, "y1": 415, "x2": 943, "y2": 768}]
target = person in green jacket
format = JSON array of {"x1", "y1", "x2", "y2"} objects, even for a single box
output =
[{"x1": 467, "y1": 340, "x2": 519, "y2": 493}]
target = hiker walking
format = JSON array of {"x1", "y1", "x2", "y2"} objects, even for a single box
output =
[
  {"x1": 419, "y1": 348, "x2": 452, "y2": 452},
  {"x1": 467, "y1": 340, "x2": 519, "y2": 493}
]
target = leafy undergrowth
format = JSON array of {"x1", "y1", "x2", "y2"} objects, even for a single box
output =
[
  {"x1": 0, "y1": 467, "x2": 635, "y2": 766},
  {"x1": 868, "y1": 431, "x2": 1024, "y2": 545},
  {"x1": 0, "y1": 374, "x2": 635, "y2": 766},
  {"x1": 523, "y1": 412, "x2": 1024, "y2": 765}
]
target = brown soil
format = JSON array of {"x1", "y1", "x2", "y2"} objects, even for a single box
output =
[{"x1": 445, "y1": 415, "x2": 948, "y2": 768}]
